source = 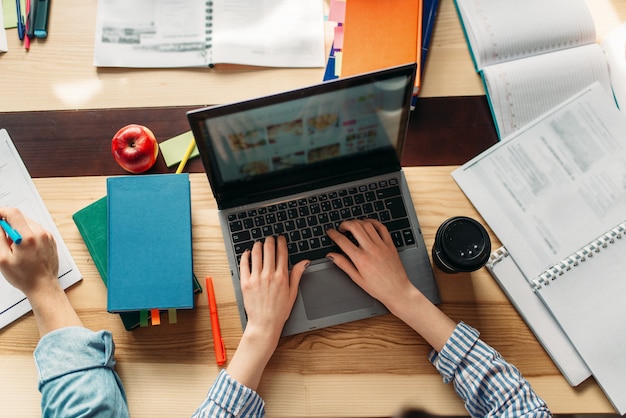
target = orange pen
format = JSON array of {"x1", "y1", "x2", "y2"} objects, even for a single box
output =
[{"x1": 206, "y1": 277, "x2": 226, "y2": 366}]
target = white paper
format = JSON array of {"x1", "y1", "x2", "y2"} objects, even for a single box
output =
[
  {"x1": 482, "y1": 44, "x2": 612, "y2": 138},
  {"x1": 212, "y1": 0, "x2": 325, "y2": 68},
  {"x1": 0, "y1": 2, "x2": 8, "y2": 53},
  {"x1": 453, "y1": 83, "x2": 626, "y2": 280},
  {"x1": 0, "y1": 129, "x2": 82, "y2": 329},
  {"x1": 455, "y1": 0, "x2": 595, "y2": 69},
  {"x1": 602, "y1": 22, "x2": 626, "y2": 110}
]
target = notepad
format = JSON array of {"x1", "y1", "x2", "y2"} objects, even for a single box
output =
[
  {"x1": 485, "y1": 248, "x2": 591, "y2": 387},
  {"x1": 159, "y1": 131, "x2": 199, "y2": 168},
  {"x1": 106, "y1": 174, "x2": 193, "y2": 313}
]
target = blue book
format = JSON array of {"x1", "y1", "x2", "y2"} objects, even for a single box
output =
[
  {"x1": 73, "y1": 196, "x2": 202, "y2": 329},
  {"x1": 411, "y1": 0, "x2": 440, "y2": 108},
  {"x1": 323, "y1": 41, "x2": 339, "y2": 82},
  {"x1": 421, "y1": 0, "x2": 439, "y2": 72},
  {"x1": 106, "y1": 174, "x2": 193, "y2": 313}
]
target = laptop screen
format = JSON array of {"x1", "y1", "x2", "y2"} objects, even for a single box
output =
[{"x1": 188, "y1": 64, "x2": 416, "y2": 208}]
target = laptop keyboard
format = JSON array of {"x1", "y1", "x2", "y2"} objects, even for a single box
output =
[{"x1": 227, "y1": 178, "x2": 417, "y2": 267}]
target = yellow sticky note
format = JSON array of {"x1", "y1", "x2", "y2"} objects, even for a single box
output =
[
  {"x1": 334, "y1": 51, "x2": 343, "y2": 77},
  {"x1": 159, "y1": 131, "x2": 199, "y2": 167},
  {"x1": 168, "y1": 308, "x2": 177, "y2": 324}
]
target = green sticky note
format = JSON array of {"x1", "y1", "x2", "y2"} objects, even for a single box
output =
[
  {"x1": 3, "y1": 0, "x2": 25, "y2": 28},
  {"x1": 159, "y1": 131, "x2": 199, "y2": 167},
  {"x1": 140, "y1": 310, "x2": 149, "y2": 327}
]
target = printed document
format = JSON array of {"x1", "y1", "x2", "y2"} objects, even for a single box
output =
[
  {"x1": 0, "y1": 2, "x2": 8, "y2": 52},
  {"x1": 0, "y1": 129, "x2": 81, "y2": 329},
  {"x1": 453, "y1": 83, "x2": 626, "y2": 279}
]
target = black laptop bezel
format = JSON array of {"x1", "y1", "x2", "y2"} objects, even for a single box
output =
[{"x1": 187, "y1": 63, "x2": 417, "y2": 209}]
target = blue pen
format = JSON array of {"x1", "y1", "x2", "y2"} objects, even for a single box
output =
[
  {"x1": 0, "y1": 219, "x2": 22, "y2": 244},
  {"x1": 16, "y1": 0, "x2": 25, "y2": 41}
]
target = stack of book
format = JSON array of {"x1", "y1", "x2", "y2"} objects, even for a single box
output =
[{"x1": 73, "y1": 174, "x2": 201, "y2": 330}]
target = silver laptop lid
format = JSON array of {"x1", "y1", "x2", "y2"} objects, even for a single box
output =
[{"x1": 188, "y1": 63, "x2": 417, "y2": 209}]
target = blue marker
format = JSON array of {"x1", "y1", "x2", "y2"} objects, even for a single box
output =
[
  {"x1": 16, "y1": 0, "x2": 25, "y2": 41},
  {"x1": 0, "y1": 219, "x2": 22, "y2": 244}
]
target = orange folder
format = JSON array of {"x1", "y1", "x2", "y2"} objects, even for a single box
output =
[{"x1": 340, "y1": 0, "x2": 423, "y2": 93}]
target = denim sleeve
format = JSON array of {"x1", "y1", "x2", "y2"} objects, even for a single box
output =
[
  {"x1": 192, "y1": 369, "x2": 265, "y2": 418},
  {"x1": 428, "y1": 322, "x2": 552, "y2": 417},
  {"x1": 33, "y1": 327, "x2": 129, "y2": 418}
]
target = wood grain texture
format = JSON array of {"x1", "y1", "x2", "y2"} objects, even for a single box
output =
[{"x1": 0, "y1": 171, "x2": 616, "y2": 417}]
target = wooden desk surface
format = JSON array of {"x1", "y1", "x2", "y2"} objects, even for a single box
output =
[
  {"x1": 0, "y1": 0, "x2": 624, "y2": 112},
  {"x1": 0, "y1": 170, "x2": 616, "y2": 417},
  {"x1": 1, "y1": 0, "x2": 625, "y2": 416}
]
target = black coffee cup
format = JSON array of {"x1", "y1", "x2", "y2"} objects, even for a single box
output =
[{"x1": 432, "y1": 216, "x2": 491, "y2": 273}]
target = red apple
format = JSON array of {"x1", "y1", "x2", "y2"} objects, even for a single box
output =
[{"x1": 111, "y1": 124, "x2": 159, "y2": 173}]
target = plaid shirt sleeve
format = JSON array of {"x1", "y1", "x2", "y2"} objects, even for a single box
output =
[
  {"x1": 429, "y1": 321, "x2": 552, "y2": 417},
  {"x1": 192, "y1": 369, "x2": 265, "y2": 418}
]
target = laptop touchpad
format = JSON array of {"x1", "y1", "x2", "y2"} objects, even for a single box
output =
[{"x1": 300, "y1": 266, "x2": 375, "y2": 320}]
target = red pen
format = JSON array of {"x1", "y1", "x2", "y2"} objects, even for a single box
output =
[
  {"x1": 24, "y1": 0, "x2": 30, "y2": 50},
  {"x1": 206, "y1": 277, "x2": 226, "y2": 366}
]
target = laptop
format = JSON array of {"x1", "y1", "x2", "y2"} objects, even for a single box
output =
[{"x1": 188, "y1": 64, "x2": 440, "y2": 336}]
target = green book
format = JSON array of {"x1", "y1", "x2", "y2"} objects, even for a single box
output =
[{"x1": 72, "y1": 196, "x2": 201, "y2": 330}]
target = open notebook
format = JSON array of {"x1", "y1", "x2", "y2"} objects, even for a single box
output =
[{"x1": 454, "y1": 0, "x2": 613, "y2": 139}]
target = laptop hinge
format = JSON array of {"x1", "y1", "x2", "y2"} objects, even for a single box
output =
[{"x1": 217, "y1": 164, "x2": 399, "y2": 210}]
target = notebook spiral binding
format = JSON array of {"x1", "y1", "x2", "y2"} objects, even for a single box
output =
[
  {"x1": 531, "y1": 221, "x2": 626, "y2": 290},
  {"x1": 486, "y1": 246, "x2": 509, "y2": 269},
  {"x1": 206, "y1": 1, "x2": 213, "y2": 67}
]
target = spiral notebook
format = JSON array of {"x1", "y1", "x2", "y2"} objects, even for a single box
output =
[
  {"x1": 532, "y1": 222, "x2": 626, "y2": 414},
  {"x1": 93, "y1": 0, "x2": 325, "y2": 68},
  {"x1": 486, "y1": 248, "x2": 591, "y2": 387},
  {"x1": 452, "y1": 83, "x2": 626, "y2": 413}
]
